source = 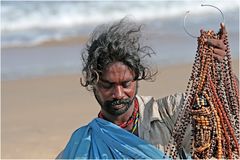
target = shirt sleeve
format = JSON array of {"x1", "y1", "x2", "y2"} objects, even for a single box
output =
[
  {"x1": 156, "y1": 92, "x2": 192, "y2": 157},
  {"x1": 156, "y1": 92, "x2": 185, "y2": 131}
]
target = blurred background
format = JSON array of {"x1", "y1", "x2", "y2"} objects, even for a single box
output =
[{"x1": 1, "y1": 0, "x2": 239, "y2": 80}]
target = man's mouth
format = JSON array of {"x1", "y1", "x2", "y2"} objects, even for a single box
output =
[{"x1": 111, "y1": 104, "x2": 125, "y2": 110}]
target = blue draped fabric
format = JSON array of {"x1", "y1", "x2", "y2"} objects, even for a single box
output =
[{"x1": 59, "y1": 118, "x2": 168, "y2": 159}]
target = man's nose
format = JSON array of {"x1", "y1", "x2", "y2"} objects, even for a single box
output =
[{"x1": 112, "y1": 85, "x2": 124, "y2": 99}]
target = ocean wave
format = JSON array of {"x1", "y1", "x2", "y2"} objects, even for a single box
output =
[
  {"x1": 2, "y1": 1, "x2": 238, "y2": 32},
  {"x1": 1, "y1": 0, "x2": 239, "y2": 47}
]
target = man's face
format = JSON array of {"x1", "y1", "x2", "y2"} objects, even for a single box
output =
[{"x1": 93, "y1": 62, "x2": 137, "y2": 116}]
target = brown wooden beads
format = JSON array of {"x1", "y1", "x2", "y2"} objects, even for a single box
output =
[{"x1": 165, "y1": 28, "x2": 239, "y2": 159}]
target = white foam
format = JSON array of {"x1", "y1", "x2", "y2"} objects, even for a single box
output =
[
  {"x1": 2, "y1": 1, "x2": 238, "y2": 32},
  {"x1": 1, "y1": 0, "x2": 239, "y2": 47}
]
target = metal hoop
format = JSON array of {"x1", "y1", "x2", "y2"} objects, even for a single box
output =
[
  {"x1": 201, "y1": 4, "x2": 225, "y2": 23},
  {"x1": 183, "y1": 11, "x2": 198, "y2": 38},
  {"x1": 183, "y1": 4, "x2": 225, "y2": 38}
]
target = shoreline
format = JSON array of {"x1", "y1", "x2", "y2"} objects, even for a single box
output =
[
  {"x1": 2, "y1": 34, "x2": 238, "y2": 81},
  {"x1": 2, "y1": 58, "x2": 239, "y2": 82},
  {"x1": 1, "y1": 35, "x2": 89, "y2": 49}
]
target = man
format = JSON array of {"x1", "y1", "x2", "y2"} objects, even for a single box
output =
[{"x1": 57, "y1": 18, "x2": 230, "y2": 159}]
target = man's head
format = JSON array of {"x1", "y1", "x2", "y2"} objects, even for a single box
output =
[
  {"x1": 81, "y1": 18, "x2": 156, "y2": 116},
  {"x1": 93, "y1": 61, "x2": 137, "y2": 116}
]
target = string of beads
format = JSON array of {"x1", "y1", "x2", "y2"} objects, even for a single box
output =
[{"x1": 164, "y1": 28, "x2": 239, "y2": 159}]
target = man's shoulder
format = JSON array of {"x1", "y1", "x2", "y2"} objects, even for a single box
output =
[
  {"x1": 137, "y1": 93, "x2": 184, "y2": 117},
  {"x1": 70, "y1": 118, "x2": 108, "y2": 137},
  {"x1": 137, "y1": 93, "x2": 184, "y2": 105},
  {"x1": 70, "y1": 118, "x2": 102, "y2": 139},
  {"x1": 69, "y1": 124, "x2": 89, "y2": 140}
]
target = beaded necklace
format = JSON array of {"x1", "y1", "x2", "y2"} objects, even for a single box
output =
[
  {"x1": 165, "y1": 28, "x2": 239, "y2": 159},
  {"x1": 98, "y1": 98, "x2": 139, "y2": 131},
  {"x1": 131, "y1": 106, "x2": 139, "y2": 133}
]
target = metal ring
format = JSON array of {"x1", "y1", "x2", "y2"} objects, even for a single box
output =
[
  {"x1": 183, "y1": 11, "x2": 198, "y2": 38},
  {"x1": 201, "y1": 4, "x2": 225, "y2": 23},
  {"x1": 183, "y1": 4, "x2": 225, "y2": 38}
]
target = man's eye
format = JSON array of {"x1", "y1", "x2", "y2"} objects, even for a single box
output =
[
  {"x1": 100, "y1": 83, "x2": 112, "y2": 89},
  {"x1": 122, "y1": 81, "x2": 131, "y2": 88}
]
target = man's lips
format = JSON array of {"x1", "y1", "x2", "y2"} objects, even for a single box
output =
[{"x1": 111, "y1": 104, "x2": 125, "y2": 110}]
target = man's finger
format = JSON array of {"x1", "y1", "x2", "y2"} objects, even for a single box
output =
[
  {"x1": 213, "y1": 53, "x2": 224, "y2": 62},
  {"x1": 213, "y1": 48, "x2": 226, "y2": 57},
  {"x1": 220, "y1": 23, "x2": 227, "y2": 40},
  {"x1": 220, "y1": 23, "x2": 227, "y2": 34},
  {"x1": 207, "y1": 39, "x2": 226, "y2": 50}
]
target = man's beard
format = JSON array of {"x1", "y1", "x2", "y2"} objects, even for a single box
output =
[
  {"x1": 93, "y1": 83, "x2": 138, "y2": 116},
  {"x1": 102, "y1": 98, "x2": 134, "y2": 116}
]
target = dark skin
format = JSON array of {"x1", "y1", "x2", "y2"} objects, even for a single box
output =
[
  {"x1": 93, "y1": 23, "x2": 228, "y2": 133},
  {"x1": 206, "y1": 23, "x2": 227, "y2": 62}
]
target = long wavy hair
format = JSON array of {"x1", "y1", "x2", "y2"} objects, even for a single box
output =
[{"x1": 81, "y1": 18, "x2": 157, "y2": 90}]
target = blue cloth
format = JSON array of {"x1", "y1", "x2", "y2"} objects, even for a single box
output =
[{"x1": 59, "y1": 118, "x2": 168, "y2": 159}]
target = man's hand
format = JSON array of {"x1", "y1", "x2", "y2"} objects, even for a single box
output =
[{"x1": 205, "y1": 23, "x2": 227, "y2": 62}]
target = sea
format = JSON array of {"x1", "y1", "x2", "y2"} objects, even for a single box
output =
[{"x1": 1, "y1": 0, "x2": 239, "y2": 80}]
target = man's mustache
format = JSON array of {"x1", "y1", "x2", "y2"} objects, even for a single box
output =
[{"x1": 105, "y1": 98, "x2": 132, "y2": 107}]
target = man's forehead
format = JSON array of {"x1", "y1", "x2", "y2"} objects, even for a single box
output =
[
  {"x1": 100, "y1": 62, "x2": 135, "y2": 82},
  {"x1": 99, "y1": 77, "x2": 133, "y2": 83},
  {"x1": 100, "y1": 72, "x2": 134, "y2": 82}
]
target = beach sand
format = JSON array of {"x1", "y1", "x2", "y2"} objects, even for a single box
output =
[{"x1": 1, "y1": 44, "x2": 239, "y2": 159}]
